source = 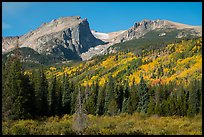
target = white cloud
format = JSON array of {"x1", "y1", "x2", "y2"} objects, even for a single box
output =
[{"x1": 2, "y1": 22, "x2": 11, "y2": 29}]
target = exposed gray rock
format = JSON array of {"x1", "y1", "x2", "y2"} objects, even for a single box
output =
[
  {"x1": 2, "y1": 16, "x2": 106, "y2": 60},
  {"x1": 112, "y1": 19, "x2": 202, "y2": 44},
  {"x1": 2, "y1": 17, "x2": 202, "y2": 62},
  {"x1": 82, "y1": 19, "x2": 202, "y2": 61}
]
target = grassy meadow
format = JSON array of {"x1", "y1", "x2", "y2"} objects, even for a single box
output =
[{"x1": 2, "y1": 113, "x2": 202, "y2": 135}]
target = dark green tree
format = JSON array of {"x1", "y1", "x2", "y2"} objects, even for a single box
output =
[
  {"x1": 62, "y1": 74, "x2": 71, "y2": 114},
  {"x1": 137, "y1": 76, "x2": 149, "y2": 113},
  {"x1": 169, "y1": 92, "x2": 177, "y2": 116},
  {"x1": 116, "y1": 83, "x2": 124, "y2": 113},
  {"x1": 70, "y1": 81, "x2": 79, "y2": 114},
  {"x1": 85, "y1": 85, "x2": 95, "y2": 114},
  {"x1": 147, "y1": 96, "x2": 155, "y2": 116},
  {"x1": 48, "y1": 75, "x2": 58, "y2": 116},
  {"x1": 96, "y1": 85, "x2": 106, "y2": 115},
  {"x1": 122, "y1": 80, "x2": 130, "y2": 113},
  {"x1": 130, "y1": 83, "x2": 139, "y2": 112},
  {"x1": 187, "y1": 79, "x2": 201, "y2": 117},
  {"x1": 2, "y1": 54, "x2": 35, "y2": 120},
  {"x1": 32, "y1": 68, "x2": 49, "y2": 117},
  {"x1": 103, "y1": 74, "x2": 118, "y2": 115}
]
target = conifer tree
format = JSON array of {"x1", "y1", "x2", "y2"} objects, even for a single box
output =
[
  {"x1": 56, "y1": 82, "x2": 63, "y2": 115},
  {"x1": 85, "y1": 89, "x2": 95, "y2": 114},
  {"x1": 103, "y1": 74, "x2": 118, "y2": 115},
  {"x1": 137, "y1": 76, "x2": 149, "y2": 113},
  {"x1": 129, "y1": 81, "x2": 139, "y2": 113},
  {"x1": 62, "y1": 74, "x2": 71, "y2": 114},
  {"x1": 70, "y1": 81, "x2": 79, "y2": 114},
  {"x1": 116, "y1": 83, "x2": 124, "y2": 113},
  {"x1": 169, "y1": 92, "x2": 177, "y2": 116},
  {"x1": 49, "y1": 75, "x2": 58, "y2": 116},
  {"x1": 3, "y1": 53, "x2": 35, "y2": 120},
  {"x1": 32, "y1": 68, "x2": 49, "y2": 117},
  {"x1": 84, "y1": 80, "x2": 99, "y2": 114},
  {"x1": 122, "y1": 80, "x2": 130, "y2": 113},
  {"x1": 147, "y1": 96, "x2": 155, "y2": 116},
  {"x1": 96, "y1": 85, "x2": 106, "y2": 115},
  {"x1": 104, "y1": 74, "x2": 115, "y2": 114},
  {"x1": 187, "y1": 79, "x2": 200, "y2": 116}
]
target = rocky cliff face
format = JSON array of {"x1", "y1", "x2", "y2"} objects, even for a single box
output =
[
  {"x1": 2, "y1": 16, "x2": 106, "y2": 60},
  {"x1": 2, "y1": 36, "x2": 19, "y2": 53}
]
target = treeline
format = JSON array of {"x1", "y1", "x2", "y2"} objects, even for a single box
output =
[{"x1": 2, "y1": 54, "x2": 202, "y2": 121}]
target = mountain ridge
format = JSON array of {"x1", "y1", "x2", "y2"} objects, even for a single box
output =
[{"x1": 2, "y1": 16, "x2": 202, "y2": 63}]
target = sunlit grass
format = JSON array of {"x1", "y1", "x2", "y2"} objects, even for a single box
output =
[{"x1": 2, "y1": 113, "x2": 202, "y2": 135}]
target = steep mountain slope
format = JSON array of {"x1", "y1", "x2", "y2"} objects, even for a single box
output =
[
  {"x1": 81, "y1": 19, "x2": 201, "y2": 60},
  {"x1": 39, "y1": 38, "x2": 202, "y2": 87},
  {"x1": 2, "y1": 16, "x2": 106, "y2": 61},
  {"x1": 110, "y1": 28, "x2": 199, "y2": 54}
]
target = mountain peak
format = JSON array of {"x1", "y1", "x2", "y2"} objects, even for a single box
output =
[{"x1": 2, "y1": 15, "x2": 105, "y2": 56}]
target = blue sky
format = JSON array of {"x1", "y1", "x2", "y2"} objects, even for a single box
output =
[{"x1": 2, "y1": 2, "x2": 202, "y2": 37}]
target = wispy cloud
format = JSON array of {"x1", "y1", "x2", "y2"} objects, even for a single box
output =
[{"x1": 2, "y1": 22, "x2": 12, "y2": 29}]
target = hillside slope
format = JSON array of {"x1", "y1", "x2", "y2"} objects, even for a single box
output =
[{"x1": 41, "y1": 37, "x2": 202, "y2": 87}]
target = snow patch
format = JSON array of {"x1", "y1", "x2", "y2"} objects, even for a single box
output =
[{"x1": 91, "y1": 30, "x2": 109, "y2": 40}]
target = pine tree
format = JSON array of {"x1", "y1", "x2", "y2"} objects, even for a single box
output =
[
  {"x1": 56, "y1": 82, "x2": 62, "y2": 115},
  {"x1": 176, "y1": 85, "x2": 185, "y2": 116},
  {"x1": 62, "y1": 74, "x2": 71, "y2": 114},
  {"x1": 49, "y1": 75, "x2": 58, "y2": 116},
  {"x1": 85, "y1": 86, "x2": 95, "y2": 114},
  {"x1": 104, "y1": 74, "x2": 114, "y2": 114},
  {"x1": 96, "y1": 85, "x2": 106, "y2": 115},
  {"x1": 116, "y1": 83, "x2": 124, "y2": 113},
  {"x1": 187, "y1": 79, "x2": 200, "y2": 117},
  {"x1": 21, "y1": 74, "x2": 36, "y2": 118},
  {"x1": 122, "y1": 80, "x2": 130, "y2": 113},
  {"x1": 137, "y1": 76, "x2": 149, "y2": 113},
  {"x1": 129, "y1": 82, "x2": 139, "y2": 113},
  {"x1": 169, "y1": 92, "x2": 177, "y2": 116},
  {"x1": 2, "y1": 53, "x2": 35, "y2": 120},
  {"x1": 92, "y1": 79, "x2": 99, "y2": 114},
  {"x1": 147, "y1": 96, "x2": 155, "y2": 116},
  {"x1": 70, "y1": 81, "x2": 79, "y2": 114},
  {"x1": 154, "y1": 100, "x2": 162, "y2": 116},
  {"x1": 32, "y1": 68, "x2": 49, "y2": 117},
  {"x1": 84, "y1": 80, "x2": 99, "y2": 115},
  {"x1": 103, "y1": 74, "x2": 118, "y2": 115},
  {"x1": 182, "y1": 90, "x2": 189, "y2": 116}
]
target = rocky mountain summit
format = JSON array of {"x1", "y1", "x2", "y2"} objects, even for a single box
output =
[
  {"x1": 2, "y1": 17, "x2": 202, "y2": 62},
  {"x1": 81, "y1": 19, "x2": 202, "y2": 60},
  {"x1": 2, "y1": 16, "x2": 106, "y2": 60},
  {"x1": 111, "y1": 19, "x2": 202, "y2": 43}
]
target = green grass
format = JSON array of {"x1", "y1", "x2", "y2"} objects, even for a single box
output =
[{"x1": 2, "y1": 113, "x2": 202, "y2": 135}]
